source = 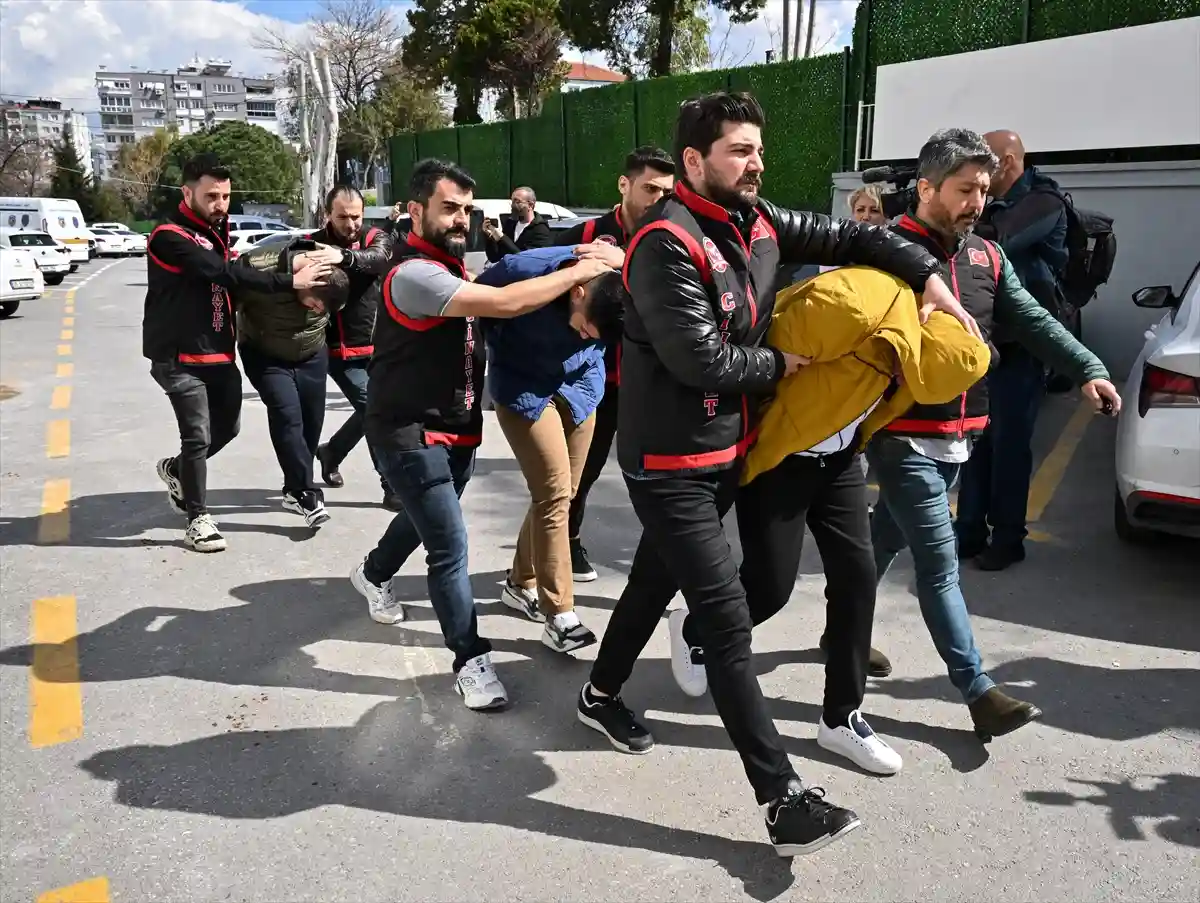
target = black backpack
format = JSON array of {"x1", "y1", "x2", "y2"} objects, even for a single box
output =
[{"x1": 1036, "y1": 186, "x2": 1117, "y2": 310}]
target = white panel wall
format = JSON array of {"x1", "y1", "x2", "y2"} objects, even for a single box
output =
[{"x1": 872, "y1": 18, "x2": 1200, "y2": 159}]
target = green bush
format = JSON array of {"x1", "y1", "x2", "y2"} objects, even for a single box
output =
[
  {"x1": 1030, "y1": 0, "x2": 1200, "y2": 40},
  {"x1": 388, "y1": 133, "x2": 417, "y2": 203},
  {"x1": 415, "y1": 128, "x2": 460, "y2": 164},
  {"x1": 458, "y1": 122, "x2": 512, "y2": 198},
  {"x1": 635, "y1": 70, "x2": 732, "y2": 156},
  {"x1": 564, "y1": 82, "x2": 637, "y2": 208},
  {"x1": 511, "y1": 92, "x2": 567, "y2": 201}
]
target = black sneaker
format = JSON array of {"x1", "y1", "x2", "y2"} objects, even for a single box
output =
[
  {"x1": 766, "y1": 783, "x2": 861, "y2": 857},
  {"x1": 316, "y1": 444, "x2": 344, "y2": 488},
  {"x1": 283, "y1": 490, "x2": 331, "y2": 529},
  {"x1": 382, "y1": 490, "x2": 404, "y2": 512},
  {"x1": 576, "y1": 683, "x2": 654, "y2": 754},
  {"x1": 570, "y1": 538, "x2": 597, "y2": 582}
]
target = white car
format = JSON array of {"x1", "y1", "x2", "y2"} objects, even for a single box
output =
[
  {"x1": 0, "y1": 245, "x2": 46, "y2": 318},
  {"x1": 0, "y1": 229, "x2": 72, "y2": 285},
  {"x1": 87, "y1": 227, "x2": 138, "y2": 257},
  {"x1": 230, "y1": 228, "x2": 309, "y2": 259},
  {"x1": 1114, "y1": 258, "x2": 1200, "y2": 540},
  {"x1": 90, "y1": 222, "x2": 147, "y2": 255},
  {"x1": 473, "y1": 199, "x2": 577, "y2": 225}
]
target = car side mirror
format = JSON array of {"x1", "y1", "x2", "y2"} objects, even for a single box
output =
[{"x1": 1132, "y1": 285, "x2": 1178, "y2": 309}]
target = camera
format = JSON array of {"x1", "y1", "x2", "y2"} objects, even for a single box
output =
[{"x1": 861, "y1": 164, "x2": 919, "y2": 220}]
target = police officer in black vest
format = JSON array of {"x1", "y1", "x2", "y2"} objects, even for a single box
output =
[
  {"x1": 553, "y1": 145, "x2": 676, "y2": 581},
  {"x1": 574, "y1": 92, "x2": 982, "y2": 858}
]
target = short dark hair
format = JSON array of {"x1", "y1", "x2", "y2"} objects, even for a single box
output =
[
  {"x1": 325, "y1": 183, "x2": 363, "y2": 212},
  {"x1": 917, "y1": 128, "x2": 999, "y2": 187},
  {"x1": 625, "y1": 145, "x2": 675, "y2": 178},
  {"x1": 582, "y1": 270, "x2": 627, "y2": 343},
  {"x1": 674, "y1": 92, "x2": 765, "y2": 169},
  {"x1": 182, "y1": 153, "x2": 231, "y2": 185},
  {"x1": 410, "y1": 158, "x2": 476, "y2": 206},
  {"x1": 311, "y1": 266, "x2": 350, "y2": 307}
]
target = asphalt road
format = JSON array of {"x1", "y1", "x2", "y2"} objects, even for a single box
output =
[{"x1": 1, "y1": 258, "x2": 1197, "y2": 903}]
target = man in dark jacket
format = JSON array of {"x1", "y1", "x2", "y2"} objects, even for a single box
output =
[
  {"x1": 145, "y1": 153, "x2": 331, "y2": 553},
  {"x1": 553, "y1": 145, "x2": 675, "y2": 582},
  {"x1": 956, "y1": 129, "x2": 1071, "y2": 570},
  {"x1": 310, "y1": 185, "x2": 404, "y2": 511},
  {"x1": 237, "y1": 239, "x2": 351, "y2": 528},
  {"x1": 483, "y1": 186, "x2": 552, "y2": 261},
  {"x1": 574, "y1": 92, "x2": 980, "y2": 858}
]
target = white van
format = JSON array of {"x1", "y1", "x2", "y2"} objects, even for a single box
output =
[{"x1": 0, "y1": 197, "x2": 92, "y2": 264}]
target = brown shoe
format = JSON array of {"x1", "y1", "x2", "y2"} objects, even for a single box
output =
[
  {"x1": 969, "y1": 688, "x2": 1043, "y2": 742},
  {"x1": 819, "y1": 633, "x2": 892, "y2": 678}
]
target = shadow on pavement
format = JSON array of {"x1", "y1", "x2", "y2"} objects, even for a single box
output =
[
  {"x1": 0, "y1": 488, "x2": 326, "y2": 548},
  {"x1": 1025, "y1": 775, "x2": 1200, "y2": 849}
]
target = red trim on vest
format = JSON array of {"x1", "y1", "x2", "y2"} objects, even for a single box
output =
[
  {"x1": 147, "y1": 246, "x2": 182, "y2": 274},
  {"x1": 175, "y1": 202, "x2": 228, "y2": 256},
  {"x1": 982, "y1": 239, "x2": 1000, "y2": 282},
  {"x1": 897, "y1": 214, "x2": 931, "y2": 238},
  {"x1": 623, "y1": 220, "x2": 710, "y2": 291},
  {"x1": 330, "y1": 344, "x2": 374, "y2": 359},
  {"x1": 179, "y1": 351, "x2": 235, "y2": 365},
  {"x1": 382, "y1": 259, "x2": 450, "y2": 331},
  {"x1": 675, "y1": 182, "x2": 731, "y2": 223},
  {"x1": 424, "y1": 431, "x2": 482, "y2": 448},
  {"x1": 642, "y1": 443, "x2": 739, "y2": 472},
  {"x1": 405, "y1": 232, "x2": 468, "y2": 276},
  {"x1": 582, "y1": 219, "x2": 596, "y2": 243},
  {"x1": 886, "y1": 415, "x2": 989, "y2": 436}
]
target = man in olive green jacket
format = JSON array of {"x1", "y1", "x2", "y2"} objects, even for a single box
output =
[{"x1": 236, "y1": 239, "x2": 350, "y2": 528}]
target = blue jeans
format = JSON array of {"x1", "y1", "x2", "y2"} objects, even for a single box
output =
[
  {"x1": 364, "y1": 444, "x2": 490, "y2": 672},
  {"x1": 956, "y1": 346, "x2": 1045, "y2": 550},
  {"x1": 867, "y1": 435, "x2": 995, "y2": 705},
  {"x1": 326, "y1": 357, "x2": 388, "y2": 492}
]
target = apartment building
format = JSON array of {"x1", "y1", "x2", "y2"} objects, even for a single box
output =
[
  {"x1": 0, "y1": 98, "x2": 94, "y2": 190},
  {"x1": 94, "y1": 57, "x2": 280, "y2": 170}
]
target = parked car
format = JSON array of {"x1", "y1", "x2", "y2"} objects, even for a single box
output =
[
  {"x1": 230, "y1": 228, "x2": 310, "y2": 259},
  {"x1": 1114, "y1": 258, "x2": 1200, "y2": 541},
  {"x1": 0, "y1": 245, "x2": 46, "y2": 317},
  {"x1": 547, "y1": 213, "x2": 601, "y2": 236},
  {"x1": 227, "y1": 215, "x2": 290, "y2": 234},
  {"x1": 88, "y1": 227, "x2": 141, "y2": 257},
  {"x1": 0, "y1": 229, "x2": 72, "y2": 284},
  {"x1": 89, "y1": 222, "x2": 147, "y2": 255}
]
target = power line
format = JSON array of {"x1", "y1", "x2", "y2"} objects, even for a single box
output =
[{"x1": 49, "y1": 162, "x2": 303, "y2": 196}]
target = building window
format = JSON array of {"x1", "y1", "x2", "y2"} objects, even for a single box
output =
[
  {"x1": 114, "y1": 80, "x2": 130, "y2": 89},
  {"x1": 212, "y1": 83, "x2": 236, "y2": 94},
  {"x1": 212, "y1": 102, "x2": 237, "y2": 112},
  {"x1": 119, "y1": 134, "x2": 135, "y2": 144},
  {"x1": 141, "y1": 118, "x2": 163, "y2": 128},
  {"x1": 174, "y1": 82, "x2": 189, "y2": 92},
  {"x1": 141, "y1": 99, "x2": 164, "y2": 110},
  {"x1": 105, "y1": 133, "x2": 117, "y2": 144},
  {"x1": 99, "y1": 95, "x2": 131, "y2": 111},
  {"x1": 246, "y1": 102, "x2": 276, "y2": 118}
]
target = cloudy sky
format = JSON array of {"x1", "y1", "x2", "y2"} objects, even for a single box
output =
[{"x1": 0, "y1": 0, "x2": 860, "y2": 112}]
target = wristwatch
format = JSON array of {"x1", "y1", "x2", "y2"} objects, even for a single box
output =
[{"x1": 339, "y1": 247, "x2": 353, "y2": 269}]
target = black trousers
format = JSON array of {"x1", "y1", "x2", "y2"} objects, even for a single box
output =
[
  {"x1": 150, "y1": 360, "x2": 243, "y2": 519},
  {"x1": 240, "y1": 343, "x2": 328, "y2": 497},
  {"x1": 567, "y1": 384, "x2": 618, "y2": 539},
  {"x1": 726, "y1": 447, "x2": 877, "y2": 727},
  {"x1": 326, "y1": 356, "x2": 389, "y2": 492},
  {"x1": 589, "y1": 467, "x2": 798, "y2": 805}
]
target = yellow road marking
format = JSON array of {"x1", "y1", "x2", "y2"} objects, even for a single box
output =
[
  {"x1": 38, "y1": 479, "x2": 70, "y2": 544},
  {"x1": 1027, "y1": 400, "x2": 1095, "y2": 523},
  {"x1": 35, "y1": 876, "x2": 108, "y2": 902},
  {"x1": 62, "y1": 316, "x2": 74, "y2": 327},
  {"x1": 50, "y1": 385, "x2": 71, "y2": 410},
  {"x1": 29, "y1": 596, "x2": 83, "y2": 749},
  {"x1": 56, "y1": 363, "x2": 73, "y2": 378},
  {"x1": 57, "y1": 344, "x2": 71, "y2": 357},
  {"x1": 46, "y1": 420, "x2": 70, "y2": 458},
  {"x1": 60, "y1": 329, "x2": 74, "y2": 341},
  {"x1": 64, "y1": 305, "x2": 75, "y2": 314}
]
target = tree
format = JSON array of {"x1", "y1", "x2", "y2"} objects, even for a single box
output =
[
  {"x1": 402, "y1": 0, "x2": 486, "y2": 124},
  {"x1": 49, "y1": 125, "x2": 98, "y2": 217},
  {"x1": 90, "y1": 177, "x2": 132, "y2": 224},
  {"x1": 0, "y1": 133, "x2": 49, "y2": 196},
  {"x1": 155, "y1": 121, "x2": 300, "y2": 217},
  {"x1": 561, "y1": 0, "x2": 767, "y2": 77},
  {"x1": 457, "y1": 0, "x2": 569, "y2": 118},
  {"x1": 111, "y1": 127, "x2": 176, "y2": 218},
  {"x1": 340, "y1": 74, "x2": 448, "y2": 172},
  {"x1": 632, "y1": 0, "x2": 713, "y2": 75}
]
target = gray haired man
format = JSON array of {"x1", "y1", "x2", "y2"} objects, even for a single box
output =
[{"x1": 867, "y1": 128, "x2": 1121, "y2": 741}]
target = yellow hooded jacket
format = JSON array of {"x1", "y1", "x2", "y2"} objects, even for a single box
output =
[{"x1": 741, "y1": 266, "x2": 991, "y2": 486}]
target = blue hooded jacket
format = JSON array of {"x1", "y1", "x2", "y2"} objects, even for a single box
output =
[{"x1": 477, "y1": 247, "x2": 606, "y2": 424}]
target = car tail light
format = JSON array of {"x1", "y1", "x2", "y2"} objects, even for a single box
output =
[{"x1": 1138, "y1": 363, "x2": 1200, "y2": 417}]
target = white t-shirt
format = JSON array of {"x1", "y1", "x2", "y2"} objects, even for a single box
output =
[
  {"x1": 513, "y1": 219, "x2": 528, "y2": 245},
  {"x1": 793, "y1": 396, "x2": 883, "y2": 457}
]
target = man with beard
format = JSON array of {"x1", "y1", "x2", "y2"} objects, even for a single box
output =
[
  {"x1": 311, "y1": 184, "x2": 404, "y2": 511},
  {"x1": 145, "y1": 153, "x2": 332, "y2": 552},
  {"x1": 868, "y1": 128, "x2": 1120, "y2": 741},
  {"x1": 351, "y1": 158, "x2": 613, "y2": 711},
  {"x1": 483, "y1": 186, "x2": 552, "y2": 262},
  {"x1": 574, "y1": 92, "x2": 982, "y2": 858},
  {"x1": 553, "y1": 144, "x2": 676, "y2": 581}
]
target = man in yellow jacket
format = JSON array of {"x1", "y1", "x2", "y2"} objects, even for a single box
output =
[{"x1": 719, "y1": 265, "x2": 990, "y2": 777}]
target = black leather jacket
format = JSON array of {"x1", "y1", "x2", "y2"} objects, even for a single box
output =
[
  {"x1": 617, "y1": 185, "x2": 940, "y2": 478},
  {"x1": 310, "y1": 224, "x2": 395, "y2": 359}
]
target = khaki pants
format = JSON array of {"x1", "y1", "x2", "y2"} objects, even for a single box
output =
[{"x1": 495, "y1": 396, "x2": 596, "y2": 617}]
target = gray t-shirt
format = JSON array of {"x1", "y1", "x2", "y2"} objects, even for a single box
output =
[{"x1": 388, "y1": 259, "x2": 465, "y2": 319}]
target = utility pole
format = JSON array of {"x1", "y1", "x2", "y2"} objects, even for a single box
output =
[
  {"x1": 297, "y1": 51, "x2": 340, "y2": 228},
  {"x1": 804, "y1": 0, "x2": 817, "y2": 57},
  {"x1": 792, "y1": 0, "x2": 803, "y2": 60},
  {"x1": 782, "y1": 0, "x2": 791, "y2": 62}
]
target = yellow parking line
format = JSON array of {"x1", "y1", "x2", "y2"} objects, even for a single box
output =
[
  {"x1": 46, "y1": 420, "x2": 70, "y2": 458},
  {"x1": 62, "y1": 316, "x2": 74, "y2": 327},
  {"x1": 38, "y1": 479, "x2": 70, "y2": 544},
  {"x1": 64, "y1": 305, "x2": 75, "y2": 314},
  {"x1": 35, "y1": 876, "x2": 108, "y2": 902},
  {"x1": 50, "y1": 385, "x2": 71, "y2": 410},
  {"x1": 60, "y1": 329, "x2": 74, "y2": 341},
  {"x1": 29, "y1": 596, "x2": 83, "y2": 749},
  {"x1": 1027, "y1": 400, "x2": 1095, "y2": 523},
  {"x1": 56, "y1": 363, "x2": 73, "y2": 378},
  {"x1": 57, "y1": 344, "x2": 71, "y2": 357}
]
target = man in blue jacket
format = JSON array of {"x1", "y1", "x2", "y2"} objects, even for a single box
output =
[
  {"x1": 478, "y1": 245, "x2": 626, "y2": 654},
  {"x1": 956, "y1": 130, "x2": 1070, "y2": 571}
]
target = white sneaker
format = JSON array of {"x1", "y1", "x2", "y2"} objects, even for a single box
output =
[
  {"x1": 184, "y1": 513, "x2": 226, "y2": 552},
  {"x1": 500, "y1": 577, "x2": 544, "y2": 622},
  {"x1": 817, "y1": 710, "x2": 903, "y2": 775},
  {"x1": 668, "y1": 607, "x2": 707, "y2": 697},
  {"x1": 284, "y1": 491, "x2": 330, "y2": 529},
  {"x1": 156, "y1": 457, "x2": 186, "y2": 515},
  {"x1": 350, "y1": 561, "x2": 406, "y2": 624},
  {"x1": 455, "y1": 653, "x2": 508, "y2": 711},
  {"x1": 542, "y1": 611, "x2": 598, "y2": 654}
]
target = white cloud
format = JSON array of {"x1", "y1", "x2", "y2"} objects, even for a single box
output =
[
  {"x1": 716, "y1": 0, "x2": 860, "y2": 67},
  {"x1": 0, "y1": 0, "x2": 301, "y2": 108}
]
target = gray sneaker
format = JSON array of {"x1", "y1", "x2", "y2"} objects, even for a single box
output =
[{"x1": 350, "y1": 561, "x2": 405, "y2": 624}]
